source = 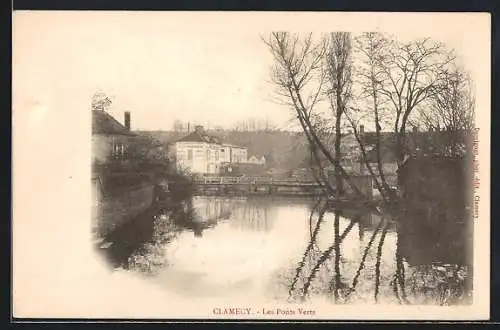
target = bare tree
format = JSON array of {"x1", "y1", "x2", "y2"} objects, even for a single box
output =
[
  {"x1": 264, "y1": 32, "x2": 468, "y2": 305},
  {"x1": 353, "y1": 32, "x2": 394, "y2": 200},
  {"x1": 374, "y1": 35, "x2": 456, "y2": 166},
  {"x1": 344, "y1": 33, "x2": 457, "y2": 205},
  {"x1": 417, "y1": 66, "x2": 474, "y2": 132},
  {"x1": 412, "y1": 65, "x2": 475, "y2": 156},
  {"x1": 262, "y1": 32, "x2": 364, "y2": 198},
  {"x1": 263, "y1": 32, "x2": 363, "y2": 304},
  {"x1": 325, "y1": 32, "x2": 353, "y2": 197},
  {"x1": 352, "y1": 34, "x2": 456, "y2": 304},
  {"x1": 91, "y1": 90, "x2": 113, "y2": 112},
  {"x1": 231, "y1": 118, "x2": 279, "y2": 132},
  {"x1": 324, "y1": 32, "x2": 353, "y2": 301},
  {"x1": 172, "y1": 119, "x2": 183, "y2": 132}
]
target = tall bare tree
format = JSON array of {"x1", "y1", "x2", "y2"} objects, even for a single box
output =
[
  {"x1": 324, "y1": 32, "x2": 353, "y2": 301},
  {"x1": 415, "y1": 66, "x2": 475, "y2": 131},
  {"x1": 325, "y1": 32, "x2": 353, "y2": 197},
  {"x1": 264, "y1": 32, "x2": 468, "y2": 305},
  {"x1": 345, "y1": 33, "x2": 456, "y2": 204},
  {"x1": 374, "y1": 36, "x2": 455, "y2": 167},
  {"x1": 350, "y1": 32, "x2": 396, "y2": 202},
  {"x1": 354, "y1": 35, "x2": 457, "y2": 303},
  {"x1": 264, "y1": 32, "x2": 364, "y2": 304},
  {"x1": 263, "y1": 32, "x2": 364, "y2": 199},
  {"x1": 412, "y1": 65, "x2": 475, "y2": 156}
]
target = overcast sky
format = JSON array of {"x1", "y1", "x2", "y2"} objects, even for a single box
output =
[{"x1": 13, "y1": 12, "x2": 490, "y2": 132}]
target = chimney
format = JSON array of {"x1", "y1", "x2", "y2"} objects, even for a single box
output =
[
  {"x1": 124, "y1": 111, "x2": 131, "y2": 130},
  {"x1": 358, "y1": 125, "x2": 365, "y2": 145}
]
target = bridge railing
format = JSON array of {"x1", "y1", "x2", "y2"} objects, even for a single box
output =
[{"x1": 192, "y1": 175, "x2": 318, "y2": 186}]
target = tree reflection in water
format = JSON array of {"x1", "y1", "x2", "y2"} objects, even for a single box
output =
[
  {"x1": 97, "y1": 195, "x2": 472, "y2": 305},
  {"x1": 99, "y1": 197, "x2": 260, "y2": 275},
  {"x1": 98, "y1": 198, "x2": 200, "y2": 275},
  {"x1": 283, "y1": 197, "x2": 472, "y2": 305}
]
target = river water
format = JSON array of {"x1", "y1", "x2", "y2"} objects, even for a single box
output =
[{"x1": 98, "y1": 195, "x2": 472, "y2": 306}]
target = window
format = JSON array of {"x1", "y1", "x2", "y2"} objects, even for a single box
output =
[
  {"x1": 215, "y1": 151, "x2": 219, "y2": 161},
  {"x1": 112, "y1": 141, "x2": 123, "y2": 159},
  {"x1": 187, "y1": 149, "x2": 193, "y2": 160},
  {"x1": 111, "y1": 137, "x2": 117, "y2": 158}
]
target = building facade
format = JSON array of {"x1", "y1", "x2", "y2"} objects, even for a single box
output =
[
  {"x1": 92, "y1": 110, "x2": 134, "y2": 164},
  {"x1": 174, "y1": 126, "x2": 248, "y2": 175},
  {"x1": 91, "y1": 110, "x2": 157, "y2": 237},
  {"x1": 225, "y1": 144, "x2": 248, "y2": 164}
]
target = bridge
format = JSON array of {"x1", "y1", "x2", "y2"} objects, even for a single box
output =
[
  {"x1": 159, "y1": 175, "x2": 379, "y2": 209},
  {"x1": 192, "y1": 175, "x2": 320, "y2": 186},
  {"x1": 190, "y1": 175, "x2": 325, "y2": 196}
]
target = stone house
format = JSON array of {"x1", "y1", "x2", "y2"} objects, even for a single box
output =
[
  {"x1": 91, "y1": 110, "x2": 157, "y2": 237},
  {"x1": 174, "y1": 125, "x2": 248, "y2": 175},
  {"x1": 92, "y1": 110, "x2": 135, "y2": 165}
]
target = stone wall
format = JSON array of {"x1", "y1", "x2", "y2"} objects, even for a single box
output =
[{"x1": 91, "y1": 180, "x2": 155, "y2": 237}]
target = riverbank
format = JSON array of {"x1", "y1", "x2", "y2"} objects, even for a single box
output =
[
  {"x1": 91, "y1": 180, "x2": 156, "y2": 238},
  {"x1": 91, "y1": 157, "x2": 193, "y2": 239}
]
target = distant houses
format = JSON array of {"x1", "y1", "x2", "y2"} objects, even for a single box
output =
[
  {"x1": 173, "y1": 125, "x2": 252, "y2": 175},
  {"x1": 247, "y1": 155, "x2": 266, "y2": 165},
  {"x1": 137, "y1": 128, "x2": 307, "y2": 175},
  {"x1": 326, "y1": 125, "x2": 474, "y2": 198}
]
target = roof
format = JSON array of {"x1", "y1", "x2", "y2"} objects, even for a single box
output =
[
  {"x1": 223, "y1": 143, "x2": 246, "y2": 149},
  {"x1": 92, "y1": 110, "x2": 135, "y2": 136},
  {"x1": 177, "y1": 130, "x2": 222, "y2": 144},
  {"x1": 248, "y1": 153, "x2": 265, "y2": 159}
]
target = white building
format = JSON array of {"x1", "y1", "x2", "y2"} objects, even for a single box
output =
[
  {"x1": 174, "y1": 125, "x2": 248, "y2": 174},
  {"x1": 223, "y1": 144, "x2": 248, "y2": 164}
]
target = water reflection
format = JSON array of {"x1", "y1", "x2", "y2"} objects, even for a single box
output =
[
  {"x1": 282, "y1": 202, "x2": 471, "y2": 305},
  {"x1": 96, "y1": 195, "x2": 472, "y2": 305}
]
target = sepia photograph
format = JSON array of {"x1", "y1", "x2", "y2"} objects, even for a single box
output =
[{"x1": 12, "y1": 11, "x2": 490, "y2": 320}]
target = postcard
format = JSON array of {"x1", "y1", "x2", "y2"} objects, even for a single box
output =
[{"x1": 12, "y1": 11, "x2": 490, "y2": 320}]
